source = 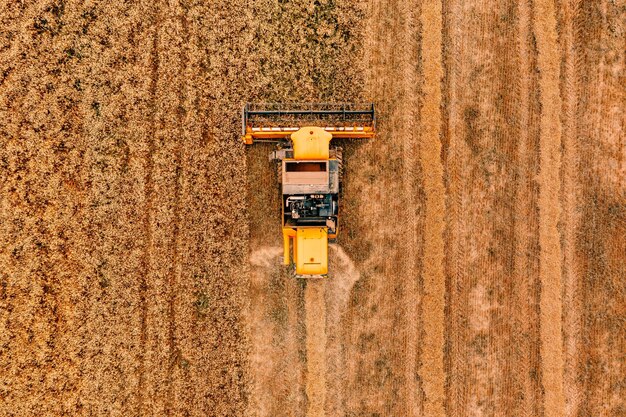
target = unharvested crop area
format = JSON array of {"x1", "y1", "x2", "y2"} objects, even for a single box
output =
[{"x1": 0, "y1": 0, "x2": 623, "y2": 416}]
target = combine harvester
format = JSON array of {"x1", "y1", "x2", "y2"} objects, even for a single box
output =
[{"x1": 243, "y1": 103, "x2": 375, "y2": 278}]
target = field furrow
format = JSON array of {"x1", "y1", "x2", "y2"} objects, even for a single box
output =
[
  {"x1": 137, "y1": 0, "x2": 160, "y2": 410},
  {"x1": 418, "y1": 0, "x2": 446, "y2": 415},
  {"x1": 558, "y1": 0, "x2": 583, "y2": 415},
  {"x1": 534, "y1": 1, "x2": 567, "y2": 415}
]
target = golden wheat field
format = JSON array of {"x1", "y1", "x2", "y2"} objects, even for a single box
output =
[{"x1": 0, "y1": 0, "x2": 624, "y2": 416}]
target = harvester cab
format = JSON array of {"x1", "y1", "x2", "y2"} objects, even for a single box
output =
[{"x1": 242, "y1": 103, "x2": 375, "y2": 278}]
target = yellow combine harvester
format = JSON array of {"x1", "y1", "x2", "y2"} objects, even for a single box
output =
[{"x1": 242, "y1": 103, "x2": 375, "y2": 278}]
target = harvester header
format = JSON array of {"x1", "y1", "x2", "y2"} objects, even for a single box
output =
[{"x1": 242, "y1": 102, "x2": 375, "y2": 144}]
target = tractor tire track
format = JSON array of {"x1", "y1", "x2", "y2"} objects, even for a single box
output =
[
  {"x1": 559, "y1": 0, "x2": 583, "y2": 415},
  {"x1": 442, "y1": 0, "x2": 470, "y2": 413},
  {"x1": 324, "y1": 245, "x2": 361, "y2": 416},
  {"x1": 305, "y1": 281, "x2": 327, "y2": 417},
  {"x1": 512, "y1": 1, "x2": 532, "y2": 415},
  {"x1": 163, "y1": 0, "x2": 189, "y2": 413},
  {"x1": 525, "y1": 4, "x2": 547, "y2": 414},
  {"x1": 418, "y1": 0, "x2": 446, "y2": 416},
  {"x1": 169, "y1": 1, "x2": 202, "y2": 414},
  {"x1": 534, "y1": 0, "x2": 567, "y2": 415},
  {"x1": 513, "y1": 1, "x2": 543, "y2": 415},
  {"x1": 137, "y1": 0, "x2": 162, "y2": 412},
  {"x1": 398, "y1": 1, "x2": 422, "y2": 415}
]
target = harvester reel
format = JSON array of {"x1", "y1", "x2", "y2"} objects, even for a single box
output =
[{"x1": 242, "y1": 103, "x2": 375, "y2": 144}]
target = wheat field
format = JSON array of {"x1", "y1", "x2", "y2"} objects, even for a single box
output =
[{"x1": 1, "y1": 1, "x2": 623, "y2": 416}]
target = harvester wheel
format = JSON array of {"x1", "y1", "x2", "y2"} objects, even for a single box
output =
[
  {"x1": 276, "y1": 161, "x2": 282, "y2": 184},
  {"x1": 335, "y1": 147, "x2": 343, "y2": 184}
]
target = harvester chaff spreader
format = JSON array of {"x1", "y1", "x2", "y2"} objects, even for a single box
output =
[{"x1": 242, "y1": 103, "x2": 375, "y2": 278}]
